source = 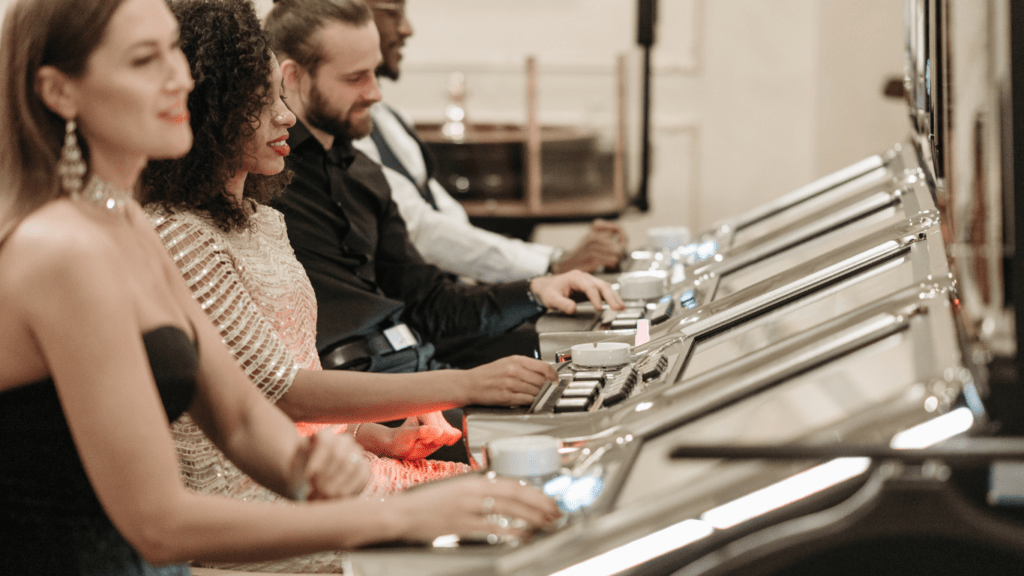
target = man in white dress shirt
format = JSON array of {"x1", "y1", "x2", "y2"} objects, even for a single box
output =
[{"x1": 351, "y1": 0, "x2": 627, "y2": 283}]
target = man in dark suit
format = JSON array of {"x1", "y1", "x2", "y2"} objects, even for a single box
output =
[{"x1": 264, "y1": 0, "x2": 624, "y2": 375}]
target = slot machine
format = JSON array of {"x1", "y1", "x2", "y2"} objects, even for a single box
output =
[
  {"x1": 325, "y1": 1, "x2": 1024, "y2": 575},
  {"x1": 536, "y1": 144, "x2": 936, "y2": 360}
]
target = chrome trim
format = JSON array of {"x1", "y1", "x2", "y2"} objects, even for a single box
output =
[
  {"x1": 727, "y1": 166, "x2": 897, "y2": 252},
  {"x1": 725, "y1": 154, "x2": 888, "y2": 231},
  {"x1": 363, "y1": 258, "x2": 970, "y2": 576},
  {"x1": 712, "y1": 190, "x2": 902, "y2": 277},
  {"x1": 644, "y1": 311, "x2": 913, "y2": 434},
  {"x1": 679, "y1": 240, "x2": 906, "y2": 339}
]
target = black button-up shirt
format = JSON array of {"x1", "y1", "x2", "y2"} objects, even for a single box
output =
[{"x1": 274, "y1": 120, "x2": 544, "y2": 357}]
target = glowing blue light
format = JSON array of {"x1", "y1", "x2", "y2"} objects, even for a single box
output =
[
  {"x1": 544, "y1": 475, "x2": 605, "y2": 513},
  {"x1": 695, "y1": 240, "x2": 718, "y2": 261},
  {"x1": 544, "y1": 475, "x2": 572, "y2": 496},
  {"x1": 680, "y1": 289, "x2": 698, "y2": 309}
]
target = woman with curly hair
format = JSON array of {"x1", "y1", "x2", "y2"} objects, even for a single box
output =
[{"x1": 141, "y1": 1, "x2": 560, "y2": 569}]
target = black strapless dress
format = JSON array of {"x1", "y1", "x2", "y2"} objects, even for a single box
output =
[{"x1": 0, "y1": 326, "x2": 198, "y2": 575}]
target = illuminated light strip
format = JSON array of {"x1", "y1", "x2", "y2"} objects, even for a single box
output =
[
  {"x1": 549, "y1": 519, "x2": 714, "y2": 576},
  {"x1": 700, "y1": 457, "x2": 872, "y2": 529},
  {"x1": 700, "y1": 408, "x2": 975, "y2": 531},
  {"x1": 890, "y1": 407, "x2": 975, "y2": 449},
  {"x1": 551, "y1": 410, "x2": 976, "y2": 574}
]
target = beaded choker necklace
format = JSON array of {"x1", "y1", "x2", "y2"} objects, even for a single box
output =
[{"x1": 73, "y1": 176, "x2": 134, "y2": 213}]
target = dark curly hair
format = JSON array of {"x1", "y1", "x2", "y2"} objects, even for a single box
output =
[{"x1": 140, "y1": 0, "x2": 291, "y2": 232}]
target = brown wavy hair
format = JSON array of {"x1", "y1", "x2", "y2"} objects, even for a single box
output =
[
  {"x1": 0, "y1": 0, "x2": 127, "y2": 240},
  {"x1": 264, "y1": 0, "x2": 372, "y2": 76},
  {"x1": 140, "y1": 0, "x2": 291, "y2": 232}
]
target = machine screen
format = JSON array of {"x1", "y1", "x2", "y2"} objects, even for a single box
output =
[
  {"x1": 681, "y1": 255, "x2": 913, "y2": 382},
  {"x1": 714, "y1": 204, "x2": 903, "y2": 300},
  {"x1": 731, "y1": 168, "x2": 893, "y2": 249},
  {"x1": 616, "y1": 328, "x2": 916, "y2": 511}
]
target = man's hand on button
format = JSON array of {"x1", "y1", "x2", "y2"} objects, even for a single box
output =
[
  {"x1": 530, "y1": 270, "x2": 625, "y2": 315},
  {"x1": 550, "y1": 219, "x2": 628, "y2": 274}
]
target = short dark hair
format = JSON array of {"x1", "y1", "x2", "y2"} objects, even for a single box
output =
[
  {"x1": 264, "y1": 0, "x2": 373, "y2": 76},
  {"x1": 140, "y1": 0, "x2": 289, "y2": 232},
  {"x1": 0, "y1": 0, "x2": 128, "y2": 239}
]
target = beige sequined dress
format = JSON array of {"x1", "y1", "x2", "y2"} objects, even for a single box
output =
[{"x1": 149, "y1": 205, "x2": 468, "y2": 572}]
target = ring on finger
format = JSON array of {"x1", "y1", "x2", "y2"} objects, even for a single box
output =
[{"x1": 481, "y1": 496, "x2": 496, "y2": 516}]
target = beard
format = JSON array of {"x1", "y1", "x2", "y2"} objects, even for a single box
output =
[
  {"x1": 305, "y1": 82, "x2": 373, "y2": 140},
  {"x1": 376, "y1": 59, "x2": 400, "y2": 81},
  {"x1": 376, "y1": 42, "x2": 402, "y2": 80}
]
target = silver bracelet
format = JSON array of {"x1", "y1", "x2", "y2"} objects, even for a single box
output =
[{"x1": 352, "y1": 423, "x2": 362, "y2": 439}]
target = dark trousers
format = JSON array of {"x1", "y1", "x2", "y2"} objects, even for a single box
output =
[{"x1": 431, "y1": 322, "x2": 540, "y2": 369}]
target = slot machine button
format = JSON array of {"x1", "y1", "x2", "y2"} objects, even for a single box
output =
[{"x1": 554, "y1": 397, "x2": 590, "y2": 413}]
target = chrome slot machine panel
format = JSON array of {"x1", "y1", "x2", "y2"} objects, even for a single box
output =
[
  {"x1": 536, "y1": 157, "x2": 936, "y2": 359},
  {"x1": 539, "y1": 197, "x2": 938, "y2": 363},
  {"x1": 345, "y1": 275, "x2": 979, "y2": 576},
  {"x1": 725, "y1": 146, "x2": 909, "y2": 250},
  {"x1": 620, "y1": 144, "x2": 912, "y2": 279},
  {"x1": 468, "y1": 221, "x2": 952, "y2": 459}
]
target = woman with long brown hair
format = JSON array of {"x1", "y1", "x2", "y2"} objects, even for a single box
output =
[{"x1": 0, "y1": 0, "x2": 559, "y2": 573}]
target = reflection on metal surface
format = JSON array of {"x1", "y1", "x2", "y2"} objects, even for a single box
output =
[
  {"x1": 617, "y1": 310, "x2": 929, "y2": 511},
  {"x1": 538, "y1": 173, "x2": 936, "y2": 360},
  {"x1": 682, "y1": 255, "x2": 912, "y2": 381},
  {"x1": 681, "y1": 242, "x2": 903, "y2": 341},
  {"x1": 549, "y1": 519, "x2": 715, "y2": 576},
  {"x1": 669, "y1": 312, "x2": 907, "y2": 404},
  {"x1": 715, "y1": 190, "x2": 902, "y2": 282},
  {"x1": 700, "y1": 457, "x2": 872, "y2": 529},
  {"x1": 544, "y1": 474, "x2": 604, "y2": 512},
  {"x1": 729, "y1": 155, "x2": 888, "y2": 237},
  {"x1": 890, "y1": 407, "x2": 975, "y2": 448},
  {"x1": 431, "y1": 534, "x2": 460, "y2": 548},
  {"x1": 714, "y1": 210, "x2": 904, "y2": 300},
  {"x1": 691, "y1": 408, "x2": 976, "y2": 533},
  {"x1": 689, "y1": 409, "x2": 975, "y2": 532}
]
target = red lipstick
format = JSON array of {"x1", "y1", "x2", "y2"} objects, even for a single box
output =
[
  {"x1": 160, "y1": 102, "x2": 190, "y2": 125},
  {"x1": 269, "y1": 135, "x2": 290, "y2": 157}
]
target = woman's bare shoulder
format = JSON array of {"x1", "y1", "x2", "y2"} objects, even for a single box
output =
[{"x1": 0, "y1": 200, "x2": 122, "y2": 303}]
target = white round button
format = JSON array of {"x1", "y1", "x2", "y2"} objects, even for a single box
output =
[
  {"x1": 618, "y1": 271, "x2": 667, "y2": 300},
  {"x1": 571, "y1": 342, "x2": 631, "y2": 367},
  {"x1": 647, "y1": 226, "x2": 691, "y2": 251}
]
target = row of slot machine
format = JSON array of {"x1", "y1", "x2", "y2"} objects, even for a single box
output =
[{"x1": 338, "y1": 1, "x2": 1024, "y2": 575}]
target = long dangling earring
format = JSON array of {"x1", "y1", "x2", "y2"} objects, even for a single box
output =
[{"x1": 57, "y1": 119, "x2": 87, "y2": 195}]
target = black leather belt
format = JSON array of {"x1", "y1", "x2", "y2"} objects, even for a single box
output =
[
  {"x1": 320, "y1": 324, "x2": 420, "y2": 371},
  {"x1": 321, "y1": 339, "x2": 374, "y2": 371}
]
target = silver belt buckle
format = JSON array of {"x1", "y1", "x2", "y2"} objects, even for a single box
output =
[{"x1": 383, "y1": 323, "x2": 418, "y2": 352}]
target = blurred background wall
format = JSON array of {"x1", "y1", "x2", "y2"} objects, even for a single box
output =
[
  {"x1": 0, "y1": 0, "x2": 908, "y2": 249},
  {"x1": 260, "y1": 0, "x2": 909, "y2": 248}
]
